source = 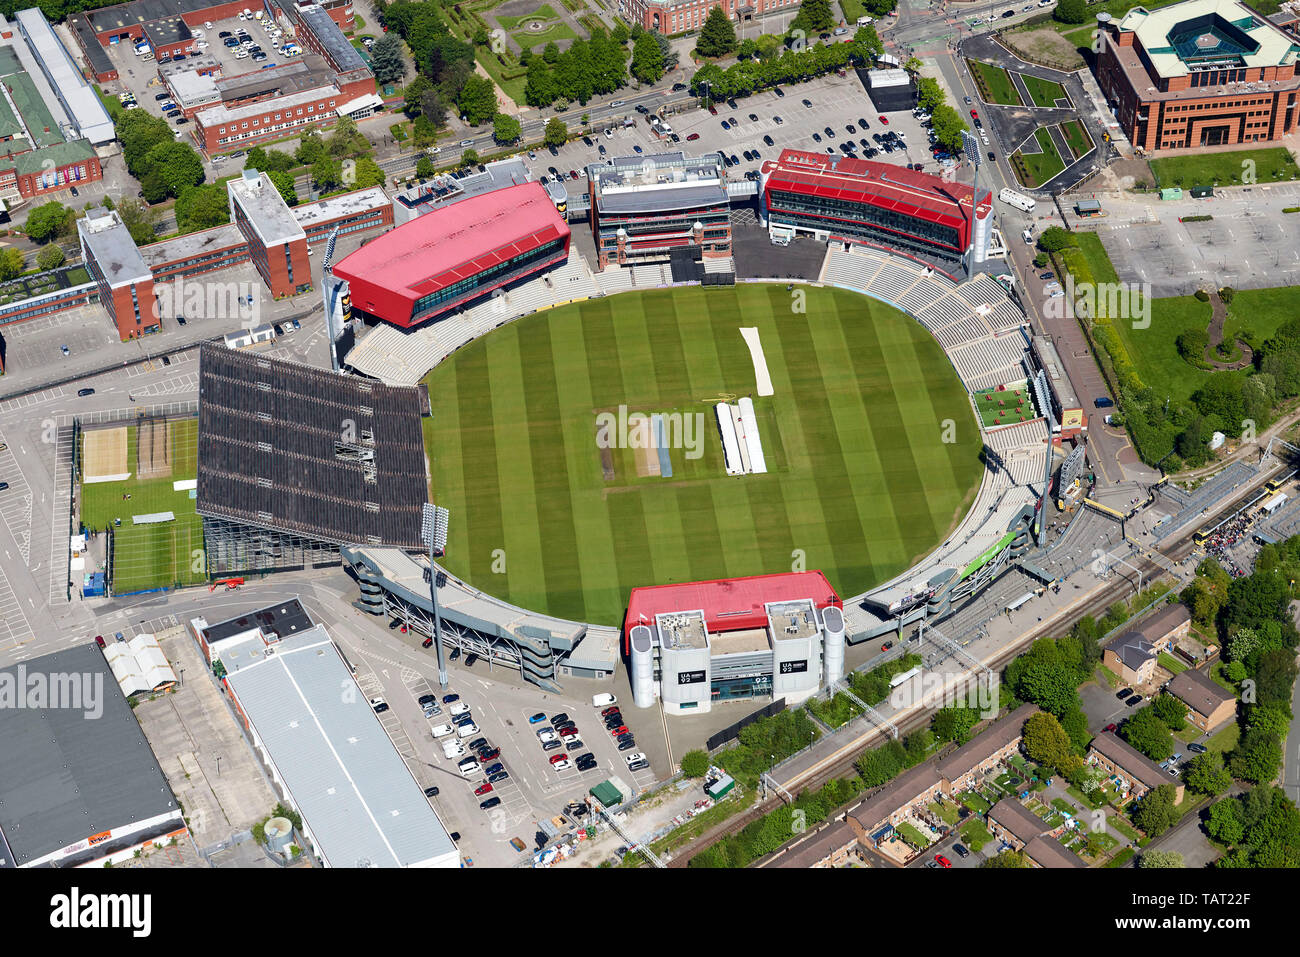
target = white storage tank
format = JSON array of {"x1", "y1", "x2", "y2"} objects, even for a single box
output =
[
  {"x1": 630, "y1": 625, "x2": 656, "y2": 709},
  {"x1": 821, "y1": 604, "x2": 845, "y2": 687},
  {"x1": 264, "y1": 816, "x2": 294, "y2": 853}
]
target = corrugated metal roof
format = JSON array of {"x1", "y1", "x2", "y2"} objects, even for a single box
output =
[{"x1": 220, "y1": 626, "x2": 459, "y2": 868}]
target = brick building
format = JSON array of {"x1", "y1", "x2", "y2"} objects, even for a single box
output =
[
  {"x1": 1103, "y1": 603, "x2": 1191, "y2": 686},
  {"x1": 1097, "y1": 0, "x2": 1300, "y2": 152},
  {"x1": 227, "y1": 169, "x2": 312, "y2": 298},
  {"x1": 77, "y1": 210, "x2": 160, "y2": 341},
  {"x1": 986, "y1": 798, "x2": 1086, "y2": 868},
  {"x1": 1166, "y1": 667, "x2": 1237, "y2": 732},
  {"x1": 1087, "y1": 732, "x2": 1185, "y2": 804},
  {"x1": 617, "y1": 0, "x2": 804, "y2": 34}
]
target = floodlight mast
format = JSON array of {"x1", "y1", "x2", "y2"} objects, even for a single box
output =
[{"x1": 422, "y1": 503, "x2": 450, "y2": 688}]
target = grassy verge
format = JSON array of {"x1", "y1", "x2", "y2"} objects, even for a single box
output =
[
  {"x1": 1106, "y1": 847, "x2": 1136, "y2": 867},
  {"x1": 1014, "y1": 126, "x2": 1067, "y2": 187},
  {"x1": 1060, "y1": 119, "x2": 1092, "y2": 160},
  {"x1": 1022, "y1": 73, "x2": 1067, "y2": 108},
  {"x1": 968, "y1": 59, "x2": 1022, "y2": 106},
  {"x1": 1149, "y1": 147, "x2": 1300, "y2": 188}
]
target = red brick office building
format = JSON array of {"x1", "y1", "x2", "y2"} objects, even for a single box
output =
[{"x1": 1098, "y1": 0, "x2": 1300, "y2": 152}]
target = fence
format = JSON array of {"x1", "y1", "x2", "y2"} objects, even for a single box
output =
[{"x1": 705, "y1": 698, "x2": 788, "y2": 752}]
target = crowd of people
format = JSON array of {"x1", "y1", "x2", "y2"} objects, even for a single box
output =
[{"x1": 1200, "y1": 511, "x2": 1255, "y2": 577}]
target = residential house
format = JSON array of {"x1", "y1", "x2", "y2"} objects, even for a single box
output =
[
  {"x1": 1087, "y1": 731, "x2": 1184, "y2": 803},
  {"x1": 987, "y1": 798, "x2": 1086, "y2": 868},
  {"x1": 761, "y1": 820, "x2": 863, "y2": 868},
  {"x1": 1166, "y1": 667, "x2": 1236, "y2": 733}
]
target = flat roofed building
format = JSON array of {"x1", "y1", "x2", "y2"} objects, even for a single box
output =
[
  {"x1": 14, "y1": 8, "x2": 115, "y2": 145},
  {"x1": 292, "y1": 185, "x2": 393, "y2": 244},
  {"x1": 0, "y1": 645, "x2": 186, "y2": 868},
  {"x1": 762, "y1": 149, "x2": 992, "y2": 265},
  {"x1": 1098, "y1": 0, "x2": 1300, "y2": 151},
  {"x1": 190, "y1": 597, "x2": 316, "y2": 661},
  {"x1": 333, "y1": 180, "x2": 571, "y2": 329},
  {"x1": 1030, "y1": 334, "x2": 1084, "y2": 439},
  {"x1": 227, "y1": 169, "x2": 311, "y2": 297},
  {"x1": 77, "y1": 210, "x2": 159, "y2": 340},
  {"x1": 625, "y1": 572, "x2": 846, "y2": 714},
  {"x1": 217, "y1": 625, "x2": 459, "y2": 867},
  {"x1": 196, "y1": 83, "x2": 344, "y2": 154},
  {"x1": 589, "y1": 151, "x2": 732, "y2": 270}
]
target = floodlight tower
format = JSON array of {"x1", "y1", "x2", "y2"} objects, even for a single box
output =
[
  {"x1": 422, "y1": 503, "x2": 450, "y2": 688},
  {"x1": 321, "y1": 224, "x2": 344, "y2": 373},
  {"x1": 962, "y1": 128, "x2": 982, "y2": 276}
]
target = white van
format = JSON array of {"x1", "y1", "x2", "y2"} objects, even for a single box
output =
[
  {"x1": 431, "y1": 723, "x2": 454, "y2": 738},
  {"x1": 443, "y1": 740, "x2": 466, "y2": 759},
  {"x1": 457, "y1": 758, "x2": 478, "y2": 776},
  {"x1": 592, "y1": 692, "x2": 617, "y2": 708},
  {"x1": 456, "y1": 722, "x2": 479, "y2": 739},
  {"x1": 449, "y1": 701, "x2": 471, "y2": 717}
]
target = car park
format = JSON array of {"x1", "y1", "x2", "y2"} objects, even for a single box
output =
[
  {"x1": 801, "y1": 98, "x2": 812, "y2": 107},
  {"x1": 529, "y1": 712, "x2": 547, "y2": 723},
  {"x1": 812, "y1": 132, "x2": 822, "y2": 142},
  {"x1": 934, "y1": 854, "x2": 952, "y2": 868},
  {"x1": 369, "y1": 697, "x2": 388, "y2": 713},
  {"x1": 721, "y1": 119, "x2": 730, "y2": 130}
]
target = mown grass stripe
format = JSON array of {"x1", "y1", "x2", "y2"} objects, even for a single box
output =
[{"x1": 452, "y1": 342, "x2": 507, "y2": 589}]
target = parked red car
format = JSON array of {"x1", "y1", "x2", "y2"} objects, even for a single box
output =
[
  {"x1": 601, "y1": 707, "x2": 621, "y2": 717},
  {"x1": 422, "y1": 637, "x2": 433, "y2": 648},
  {"x1": 609, "y1": 725, "x2": 629, "y2": 737},
  {"x1": 548, "y1": 753, "x2": 569, "y2": 765},
  {"x1": 94, "y1": 635, "x2": 106, "y2": 648},
  {"x1": 934, "y1": 854, "x2": 952, "y2": 868},
  {"x1": 1103, "y1": 723, "x2": 1117, "y2": 733},
  {"x1": 558, "y1": 726, "x2": 579, "y2": 737},
  {"x1": 474, "y1": 783, "x2": 493, "y2": 796},
  {"x1": 878, "y1": 115, "x2": 888, "y2": 124},
  {"x1": 970, "y1": 109, "x2": 979, "y2": 120}
]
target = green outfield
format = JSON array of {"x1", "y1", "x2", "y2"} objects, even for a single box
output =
[
  {"x1": 422, "y1": 285, "x2": 984, "y2": 625},
  {"x1": 79, "y1": 419, "x2": 204, "y2": 595}
]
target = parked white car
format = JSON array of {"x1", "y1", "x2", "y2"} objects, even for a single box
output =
[
  {"x1": 623, "y1": 751, "x2": 646, "y2": 765},
  {"x1": 537, "y1": 729, "x2": 558, "y2": 743},
  {"x1": 442, "y1": 741, "x2": 465, "y2": 758},
  {"x1": 552, "y1": 759, "x2": 573, "y2": 772}
]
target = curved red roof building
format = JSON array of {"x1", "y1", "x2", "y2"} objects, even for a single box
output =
[
  {"x1": 333, "y1": 181, "x2": 570, "y2": 328},
  {"x1": 761, "y1": 149, "x2": 991, "y2": 264}
]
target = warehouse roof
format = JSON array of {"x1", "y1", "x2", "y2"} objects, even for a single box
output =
[
  {"x1": 14, "y1": 8, "x2": 115, "y2": 145},
  {"x1": 218, "y1": 626, "x2": 459, "y2": 867},
  {"x1": 0, "y1": 645, "x2": 181, "y2": 867}
]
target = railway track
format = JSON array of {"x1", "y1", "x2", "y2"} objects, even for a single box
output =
[{"x1": 664, "y1": 525, "x2": 1206, "y2": 868}]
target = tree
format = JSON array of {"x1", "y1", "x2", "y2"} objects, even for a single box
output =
[
  {"x1": 903, "y1": 55, "x2": 922, "y2": 76},
  {"x1": 792, "y1": 0, "x2": 835, "y2": 35},
  {"x1": 1139, "y1": 850, "x2": 1184, "y2": 868},
  {"x1": 697, "y1": 6, "x2": 738, "y2": 58},
  {"x1": 851, "y1": 24, "x2": 883, "y2": 63},
  {"x1": 492, "y1": 113, "x2": 521, "y2": 144},
  {"x1": 415, "y1": 154, "x2": 436, "y2": 178},
  {"x1": 1005, "y1": 638, "x2": 1081, "y2": 717},
  {"x1": 1055, "y1": 0, "x2": 1089, "y2": 23},
  {"x1": 855, "y1": 743, "x2": 902, "y2": 787},
  {"x1": 1205, "y1": 796, "x2": 1245, "y2": 846},
  {"x1": 0, "y1": 246, "x2": 24, "y2": 281},
  {"x1": 1254, "y1": 646, "x2": 1299, "y2": 709},
  {"x1": 327, "y1": 116, "x2": 368, "y2": 159},
  {"x1": 524, "y1": 57, "x2": 558, "y2": 107},
  {"x1": 350, "y1": 157, "x2": 386, "y2": 189},
  {"x1": 404, "y1": 75, "x2": 433, "y2": 116},
  {"x1": 173, "y1": 184, "x2": 229, "y2": 233},
  {"x1": 1150, "y1": 693, "x2": 1188, "y2": 731},
  {"x1": 1022, "y1": 711, "x2": 1076, "y2": 775},
  {"x1": 1182, "y1": 750, "x2": 1232, "y2": 797},
  {"x1": 142, "y1": 141, "x2": 205, "y2": 194},
  {"x1": 116, "y1": 198, "x2": 160, "y2": 246},
  {"x1": 420, "y1": 89, "x2": 448, "y2": 129},
  {"x1": 371, "y1": 33, "x2": 407, "y2": 85},
  {"x1": 612, "y1": 20, "x2": 630, "y2": 45},
  {"x1": 458, "y1": 74, "x2": 497, "y2": 125},
  {"x1": 312, "y1": 157, "x2": 344, "y2": 192},
  {"x1": 266, "y1": 170, "x2": 298, "y2": 207},
  {"x1": 543, "y1": 117, "x2": 568, "y2": 148},
  {"x1": 35, "y1": 243, "x2": 66, "y2": 272},
  {"x1": 1228, "y1": 725, "x2": 1282, "y2": 784},
  {"x1": 632, "y1": 30, "x2": 665, "y2": 83},
  {"x1": 1130, "y1": 783, "x2": 1178, "y2": 837},
  {"x1": 916, "y1": 77, "x2": 946, "y2": 115},
  {"x1": 982, "y1": 849, "x2": 1028, "y2": 867},
  {"x1": 1038, "y1": 225, "x2": 1075, "y2": 252},
  {"x1": 140, "y1": 171, "x2": 168, "y2": 205},
  {"x1": 1120, "y1": 706, "x2": 1174, "y2": 762},
  {"x1": 929, "y1": 103, "x2": 968, "y2": 155},
  {"x1": 931, "y1": 706, "x2": 980, "y2": 744},
  {"x1": 681, "y1": 750, "x2": 709, "y2": 778},
  {"x1": 460, "y1": 148, "x2": 480, "y2": 167},
  {"x1": 24, "y1": 201, "x2": 73, "y2": 243},
  {"x1": 244, "y1": 146, "x2": 295, "y2": 173},
  {"x1": 295, "y1": 132, "x2": 328, "y2": 167}
]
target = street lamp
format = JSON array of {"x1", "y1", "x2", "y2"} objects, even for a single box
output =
[{"x1": 421, "y1": 503, "x2": 450, "y2": 689}]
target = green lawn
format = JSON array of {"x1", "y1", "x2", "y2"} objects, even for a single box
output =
[
  {"x1": 1052, "y1": 797, "x2": 1080, "y2": 817},
  {"x1": 423, "y1": 286, "x2": 984, "y2": 625},
  {"x1": 1021, "y1": 74, "x2": 1067, "y2": 108},
  {"x1": 959, "y1": 790, "x2": 992, "y2": 815},
  {"x1": 968, "y1": 59, "x2": 1022, "y2": 106},
  {"x1": 1106, "y1": 812, "x2": 1141, "y2": 843},
  {"x1": 1149, "y1": 147, "x2": 1300, "y2": 188},
  {"x1": 1014, "y1": 127, "x2": 1067, "y2": 188},
  {"x1": 511, "y1": 21, "x2": 578, "y2": 50},
  {"x1": 897, "y1": 822, "x2": 930, "y2": 849},
  {"x1": 1060, "y1": 119, "x2": 1093, "y2": 160},
  {"x1": 1106, "y1": 847, "x2": 1136, "y2": 867},
  {"x1": 80, "y1": 419, "x2": 204, "y2": 595},
  {"x1": 496, "y1": 4, "x2": 561, "y2": 29},
  {"x1": 1158, "y1": 651, "x2": 1188, "y2": 675},
  {"x1": 930, "y1": 801, "x2": 960, "y2": 826},
  {"x1": 1205, "y1": 722, "x2": 1240, "y2": 754},
  {"x1": 961, "y1": 821, "x2": 993, "y2": 852}
]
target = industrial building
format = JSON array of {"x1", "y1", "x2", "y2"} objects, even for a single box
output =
[
  {"x1": 588, "y1": 151, "x2": 732, "y2": 270},
  {"x1": 227, "y1": 169, "x2": 312, "y2": 298},
  {"x1": 216, "y1": 623, "x2": 460, "y2": 867},
  {"x1": 332, "y1": 181, "x2": 571, "y2": 329},
  {"x1": 624, "y1": 572, "x2": 846, "y2": 715},
  {"x1": 760, "y1": 150, "x2": 993, "y2": 267},
  {"x1": 195, "y1": 343, "x2": 428, "y2": 575},
  {"x1": 0, "y1": 645, "x2": 186, "y2": 868},
  {"x1": 77, "y1": 209, "x2": 160, "y2": 341},
  {"x1": 102, "y1": 632, "x2": 180, "y2": 696},
  {"x1": 862, "y1": 68, "x2": 916, "y2": 112},
  {"x1": 13, "y1": 8, "x2": 115, "y2": 146},
  {"x1": 189, "y1": 597, "x2": 316, "y2": 661},
  {"x1": 0, "y1": 47, "x2": 103, "y2": 205},
  {"x1": 1097, "y1": 0, "x2": 1300, "y2": 151}
]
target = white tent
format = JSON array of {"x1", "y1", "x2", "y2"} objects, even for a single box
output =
[{"x1": 103, "y1": 633, "x2": 178, "y2": 696}]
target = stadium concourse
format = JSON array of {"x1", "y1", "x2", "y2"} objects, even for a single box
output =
[{"x1": 342, "y1": 234, "x2": 1066, "y2": 661}]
